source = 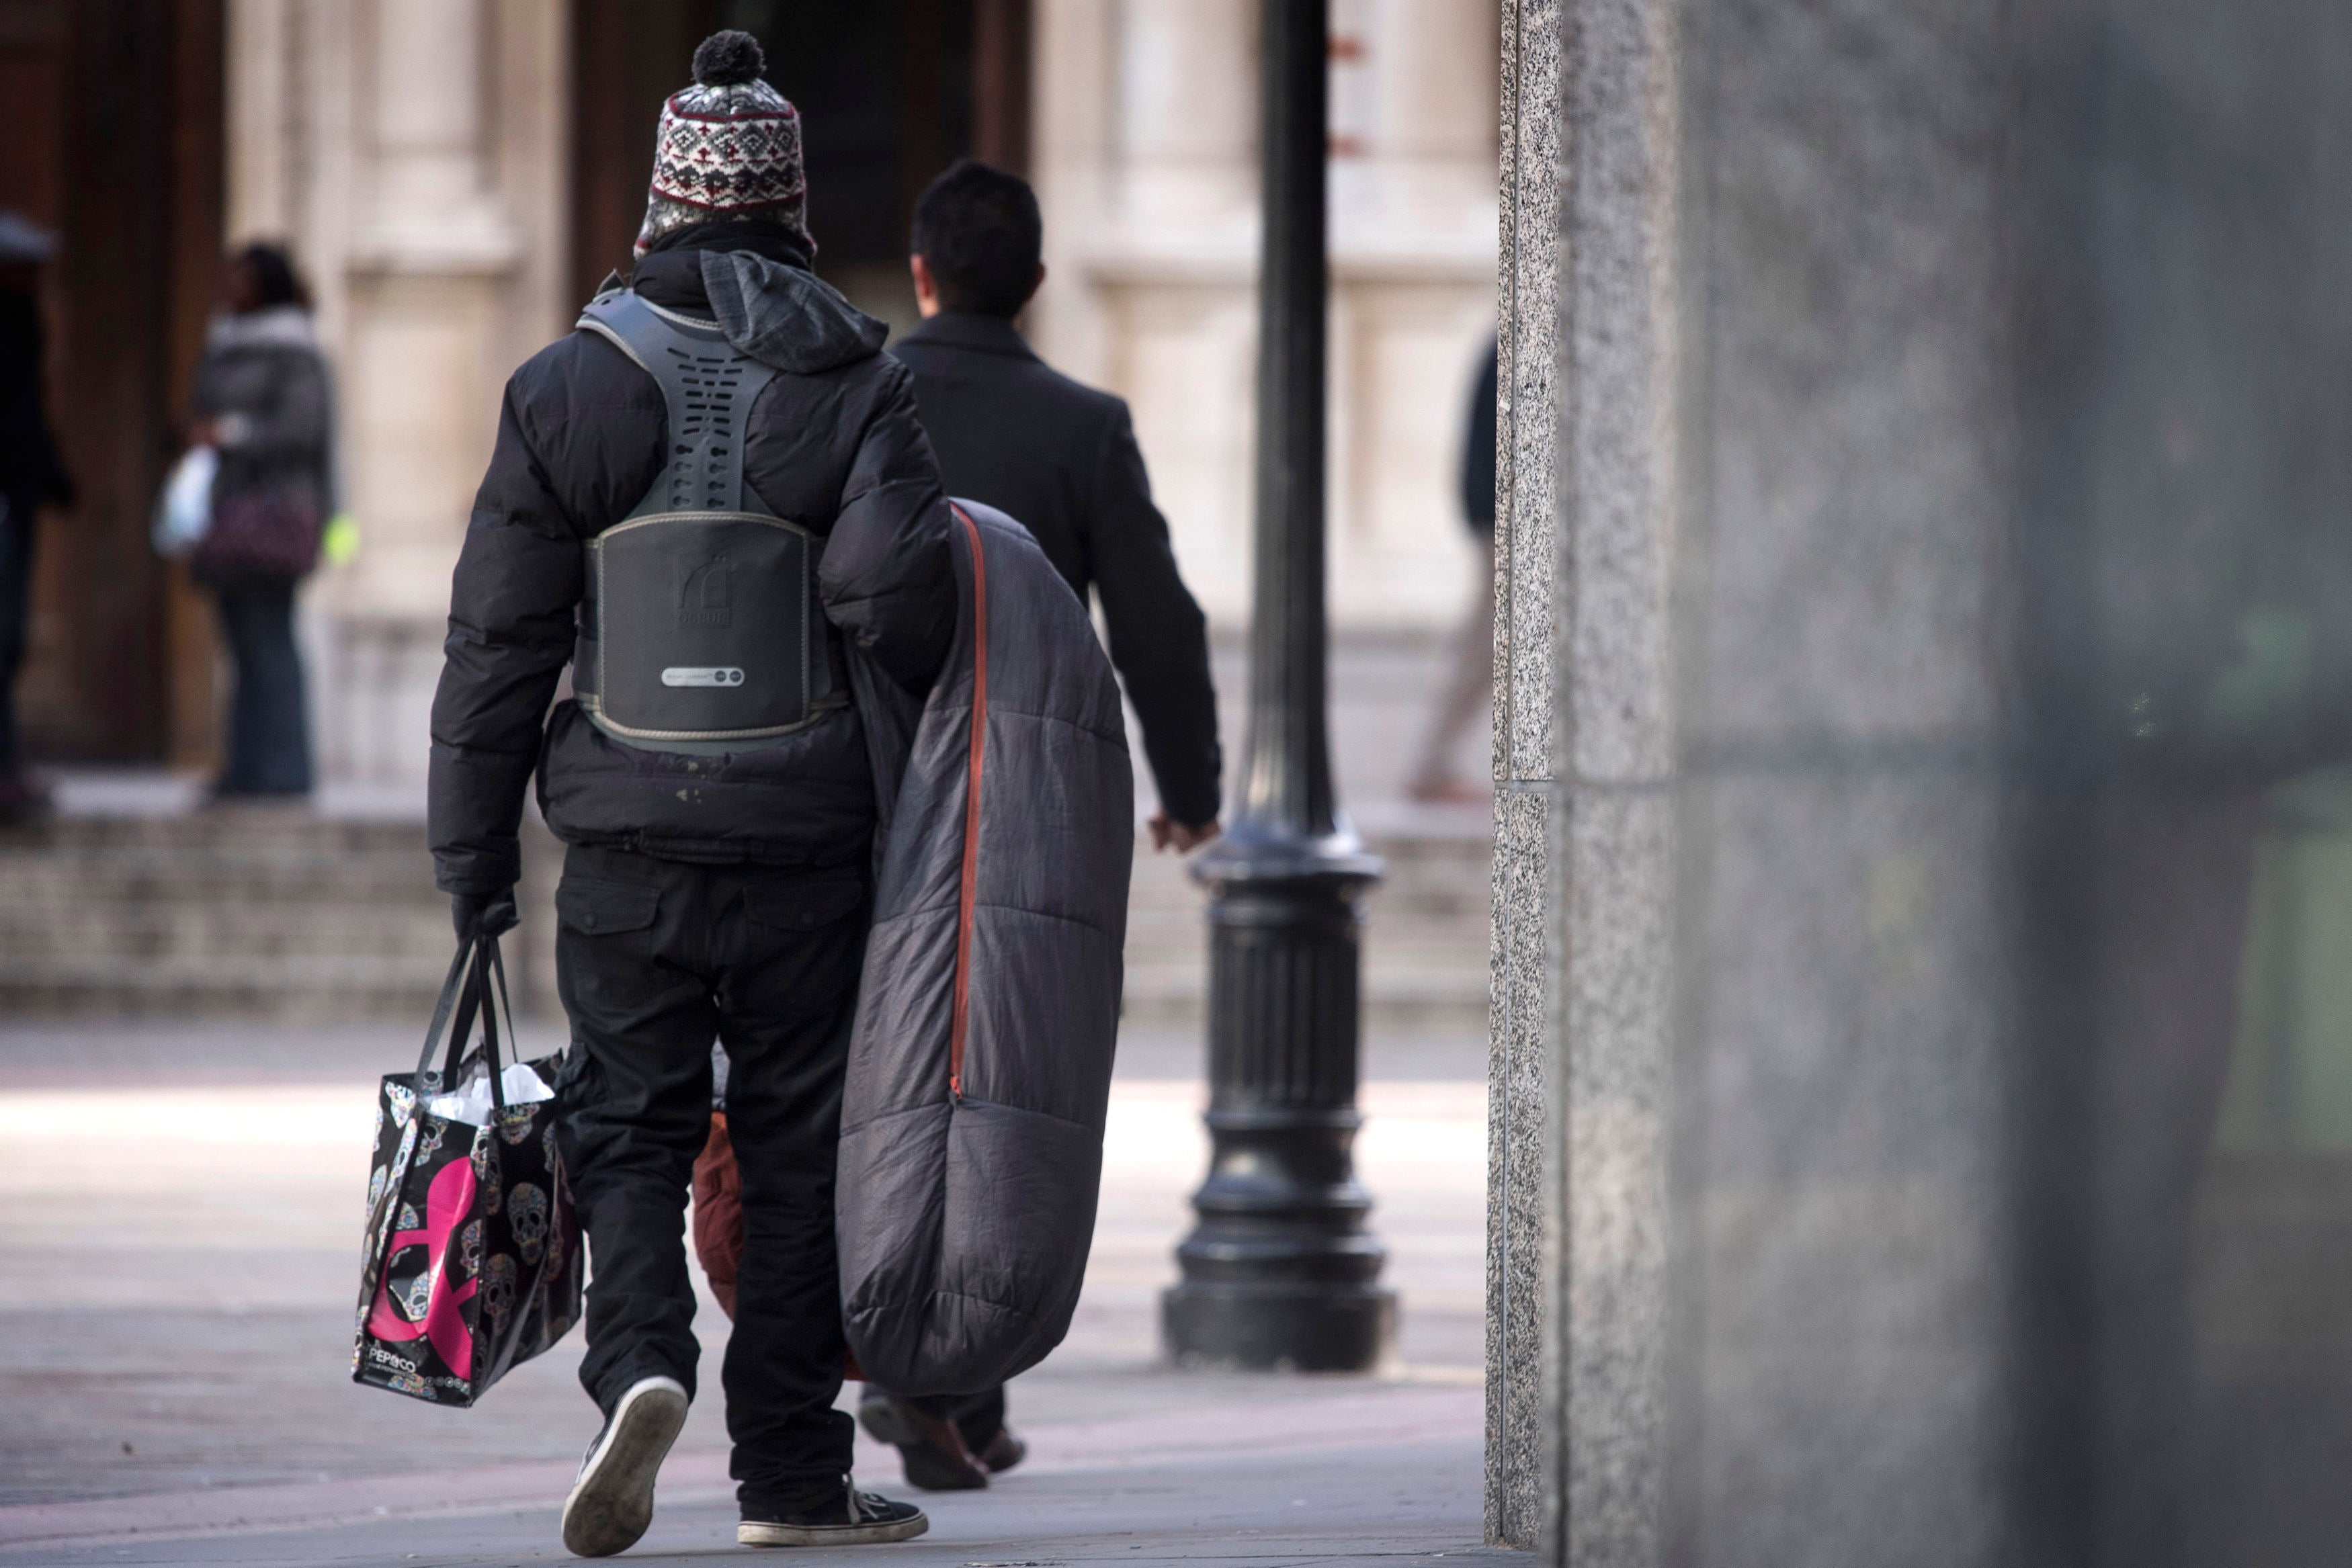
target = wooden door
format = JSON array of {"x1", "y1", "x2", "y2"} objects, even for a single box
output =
[
  {"x1": 570, "y1": 0, "x2": 1030, "y2": 326},
  {"x1": 0, "y1": 0, "x2": 223, "y2": 767}
]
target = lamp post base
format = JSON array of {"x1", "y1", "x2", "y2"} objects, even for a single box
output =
[
  {"x1": 1164, "y1": 844, "x2": 1391, "y2": 1375},
  {"x1": 1162, "y1": 1281, "x2": 1396, "y2": 1373}
]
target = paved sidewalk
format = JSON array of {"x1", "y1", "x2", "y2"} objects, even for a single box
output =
[
  {"x1": 0, "y1": 1386, "x2": 1488, "y2": 1565},
  {"x1": 0, "y1": 1022, "x2": 1492, "y2": 1565}
]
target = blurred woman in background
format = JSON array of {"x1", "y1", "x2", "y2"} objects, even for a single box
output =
[{"x1": 187, "y1": 243, "x2": 333, "y2": 800}]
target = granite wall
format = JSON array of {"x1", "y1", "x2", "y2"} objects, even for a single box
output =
[
  {"x1": 1488, "y1": 0, "x2": 2352, "y2": 1563},
  {"x1": 1484, "y1": 0, "x2": 1679, "y2": 1556},
  {"x1": 1482, "y1": 0, "x2": 1560, "y2": 1548}
]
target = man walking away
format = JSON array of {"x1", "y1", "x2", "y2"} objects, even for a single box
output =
[
  {"x1": 861, "y1": 160, "x2": 1224, "y2": 1489},
  {"x1": 894, "y1": 161, "x2": 1222, "y2": 854},
  {"x1": 427, "y1": 30, "x2": 940, "y2": 1557},
  {"x1": 0, "y1": 214, "x2": 73, "y2": 825}
]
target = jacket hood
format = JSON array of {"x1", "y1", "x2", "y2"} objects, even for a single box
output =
[{"x1": 699, "y1": 249, "x2": 887, "y2": 375}]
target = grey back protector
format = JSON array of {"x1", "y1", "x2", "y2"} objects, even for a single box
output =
[{"x1": 571, "y1": 289, "x2": 843, "y2": 751}]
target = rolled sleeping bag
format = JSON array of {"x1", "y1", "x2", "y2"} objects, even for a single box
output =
[{"x1": 836, "y1": 500, "x2": 1134, "y2": 1394}]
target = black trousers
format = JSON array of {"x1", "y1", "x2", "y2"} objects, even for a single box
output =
[
  {"x1": 211, "y1": 576, "x2": 312, "y2": 795},
  {"x1": 553, "y1": 841, "x2": 870, "y2": 1508},
  {"x1": 0, "y1": 491, "x2": 33, "y2": 771}
]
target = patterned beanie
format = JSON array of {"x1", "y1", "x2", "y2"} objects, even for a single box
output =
[{"x1": 636, "y1": 31, "x2": 812, "y2": 257}]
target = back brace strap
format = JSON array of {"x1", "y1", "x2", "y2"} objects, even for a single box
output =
[{"x1": 569, "y1": 289, "x2": 846, "y2": 746}]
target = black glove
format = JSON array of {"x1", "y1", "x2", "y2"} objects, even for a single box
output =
[{"x1": 451, "y1": 889, "x2": 519, "y2": 941}]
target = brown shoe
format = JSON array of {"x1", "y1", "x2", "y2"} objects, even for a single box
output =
[
  {"x1": 976, "y1": 1426, "x2": 1026, "y2": 1475},
  {"x1": 855, "y1": 1393, "x2": 989, "y2": 1491}
]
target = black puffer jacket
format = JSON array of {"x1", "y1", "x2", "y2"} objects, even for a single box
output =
[{"x1": 429, "y1": 228, "x2": 954, "y2": 894}]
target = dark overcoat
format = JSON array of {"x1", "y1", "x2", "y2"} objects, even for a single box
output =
[{"x1": 892, "y1": 313, "x2": 1220, "y2": 830}]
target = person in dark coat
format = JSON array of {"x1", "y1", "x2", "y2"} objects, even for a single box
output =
[
  {"x1": 425, "y1": 32, "x2": 938, "y2": 1557},
  {"x1": 849, "y1": 160, "x2": 1224, "y2": 1490},
  {"x1": 187, "y1": 243, "x2": 333, "y2": 799},
  {"x1": 0, "y1": 213, "x2": 74, "y2": 824},
  {"x1": 890, "y1": 161, "x2": 1222, "y2": 851}
]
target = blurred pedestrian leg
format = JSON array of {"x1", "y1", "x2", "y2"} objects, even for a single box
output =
[
  {"x1": 1406, "y1": 337, "x2": 1497, "y2": 806},
  {"x1": 0, "y1": 496, "x2": 35, "y2": 812},
  {"x1": 1406, "y1": 537, "x2": 1495, "y2": 805},
  {"x1": 0, "y1": 212, "x2": 73, "y2": 824},
  {"x1": 212, "y1": 575, "x2": 311, "y2": 796}
]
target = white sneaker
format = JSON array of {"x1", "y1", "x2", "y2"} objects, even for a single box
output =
[{"x1": 561, "y1": 1375, "x2": 689, "y2": 1557}]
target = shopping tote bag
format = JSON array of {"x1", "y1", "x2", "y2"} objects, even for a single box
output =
[{"x1": 352, "y1": 935, "x2": 582, "y2": 1406}]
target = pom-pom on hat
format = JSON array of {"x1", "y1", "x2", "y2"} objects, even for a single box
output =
[{"x1": 636, "y1": 30, "x2": 812, "y2": 257}]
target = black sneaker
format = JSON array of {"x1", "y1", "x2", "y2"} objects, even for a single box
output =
[
  {"x1": 738, "y1": 1481, "x2": 929, "y2": 1548},
  {"x1": 561, "y1": 1375, "x2": 689, "y2": 1557}
]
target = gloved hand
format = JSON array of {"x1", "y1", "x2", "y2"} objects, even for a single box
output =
[{"x1": 451, "y1": 889, "x2": 519, "y2": 941}]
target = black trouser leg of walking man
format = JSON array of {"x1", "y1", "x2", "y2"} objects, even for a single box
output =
[
  {"x1": 856, "y1": 1382, "x2": 1023, "y2": 1490},
  {"x1": 0, "y1": 493, "x2": 41, "y2": 814},
  {"x1": 553, "y1": 841, "x2": 868, "y2": 1510}
]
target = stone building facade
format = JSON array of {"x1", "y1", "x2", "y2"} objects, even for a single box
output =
[
  {"x1": 212, "y1": 0, "x2": 1497, "y2": 789},
  {"x1": 225, "y1": 0, "x2": 574, "y2": 785}
]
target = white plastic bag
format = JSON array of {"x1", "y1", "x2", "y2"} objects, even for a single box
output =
[
  {"x1": 423, "y1": 1060, "x2": 554, "y2": 1127},
  {"x1": 151, "y1": 445, "x2": 217, "y2": 558}
]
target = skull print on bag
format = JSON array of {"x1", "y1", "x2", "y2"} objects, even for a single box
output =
[{"x1": 507, "y1": 1184, "x2": 549, "y2": 1266}]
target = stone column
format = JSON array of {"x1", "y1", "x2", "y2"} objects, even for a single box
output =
[
  {"x1": 1482, "y1": 0, "x2": 1561, "y2": 1547},
  {"x1": 226, "y1": 0, "x2": 571, "y2": 787},
  {"x1": 1500, "y1": 0, "x2": 2018, "y2": 1557},
  {"x1": 1485, "y1": 0, "x2": 1676, "y2": 1555},
  {"x1": 1325, "y1": 0, "x2": 1497, "y2": 630},
  {"x1": 1114, "y1": 0, "x2": 1259, "y2": 231},
  {"x1": 1333, "y1": 0, "x2": 1497, "y2": 236},
  {"x1": 343, "y1": 0, "x2": 521, "y2": 629}
]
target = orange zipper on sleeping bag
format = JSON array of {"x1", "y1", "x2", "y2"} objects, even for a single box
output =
[{"x1": 950, "y1": 503, "x2": 987, "y2": 1102}]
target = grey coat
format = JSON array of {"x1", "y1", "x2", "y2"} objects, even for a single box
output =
[
  {"x1": 190, "y1": 306, "x2": 335, "y2": 515},
  {"x1": 837, "y1": 498, "x2": 1134, "y2": 1395}
]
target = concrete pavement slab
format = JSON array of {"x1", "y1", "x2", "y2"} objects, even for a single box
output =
[
  {"x1": 0, "y1": 1416, "x2": 1496, "y2": 1566},
  {"x1": 0, "y1": 1020, "x2": 1492, "y2": 1564}
]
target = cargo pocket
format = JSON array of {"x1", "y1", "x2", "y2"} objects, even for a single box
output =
[
  {"x1": 554, "y1": 878, "x2": 659, "y2": 938},
  {"x1": 743, "y1": 879, "x2": 866, "y2": 934}
]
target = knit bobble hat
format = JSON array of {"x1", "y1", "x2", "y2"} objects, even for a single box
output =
[{"x1": 635, "y1": 30, "x2": 812, "y2": 257}]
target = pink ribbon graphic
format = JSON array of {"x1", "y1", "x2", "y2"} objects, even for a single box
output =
[{"x1": 366, "y1": 1156, "x2": 481, "y2": 1379}]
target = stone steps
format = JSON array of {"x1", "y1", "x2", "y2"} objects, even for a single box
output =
[
  {"x1": 1118, "y1": 825, "x2": 1492, "y2": 1031},
  {"x1": 0, "y1": 810, "x2": 1493, "y2": 1029},
  {"x1": 0, "y1": 813, "x2": 454, "y2": 1021}
]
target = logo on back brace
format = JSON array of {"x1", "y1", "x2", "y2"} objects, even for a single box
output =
[
  {"x1": 677, "y1": 554, "x2": 734, "y2": 627},
  {"x1": 662, "y1": 667, "x2": 746, "y2": 688}
]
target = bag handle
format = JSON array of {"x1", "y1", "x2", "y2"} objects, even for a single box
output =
[
  {"x1": 412, "y1": 934, "x2": 513, "y2": 1095},
  {"x1": 478, "y1": 938, "x2": 515, "y2": 1117},
  {"x1": 414, "y1": 940, "x2": 478, "y2": 1086}
]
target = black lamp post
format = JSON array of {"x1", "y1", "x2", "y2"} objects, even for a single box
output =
[{"x1": 1160, "y1": 0, "x2": 1392, "y2": 1373}]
